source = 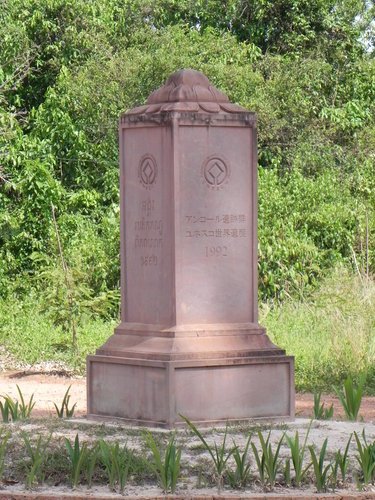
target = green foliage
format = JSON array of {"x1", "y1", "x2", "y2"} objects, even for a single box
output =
[
  {"x1": 313, "y1": 392, "x2": 334, "y2": 420},
  {"x1": 181, "y1": 415, "x2": 234, "y2": 492},
  {"x1": 16, "y1": 385, "x2": 36, "y2": 419},
  {"x1": 333, "y1": 434, "x2": 352, "y2": 483},
  {"x1": 144, "y1": 432, "x2": 181, "y2": 494},
  {"x1": 264, "y1": 269, "x2": 375, "y2": 393},
  {"x1": 309, "y1": 439, "x2": 332, "y2": 492},
  {"x1": 354, "y1": 430, "x2": 375, "y2": 485},
  {"x1": 251, "y1": 431, "x2": 284, "y2": 488},
  {"x1": 334, "y1": 376, "x2": 364, "y2": 421},
  {"x1": 65, "y1": 434, "x2": 88, "y2": 488},
  {"x1": 53, "y1": 385, "x2": 77, "y2": 418},
  {"x1": 0, "y1": 399, "x2": 11, "y2": 423},
  {"x1": 258, "y1": 168, "x2": 359, "y2": 301},
  {"x1": 99, "y1": 440, "x2": 132, "y2": 493},
  {"x1": 0, "y1": 386, "x2": 35, "y2": 422},
  {"x1": 285, "y1": 422, "x2": 312, "y2": 486},
  {"x1": 0, "y1": 430, "x2": 10, "y2": 480},
  {"x1": 283, "y1": 458, "x2": 291, "y2": 486},
  {"x1": 84, "y1": 444, "x2": 99, "y2": 490},
  {"x1": 0, "y1": 292, "x2": 114, "y2": 373},
  {"x1": 226, "y1": 434, "x2": 252, "y2": 489},
  {"x1": 22, "y1": 433, "x2": 51, "y2": 488}
]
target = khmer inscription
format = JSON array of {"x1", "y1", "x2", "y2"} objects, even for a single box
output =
[
  {"x1": 135, "y1": 237, "x2": 162, "y2": 248},
  {"x1": 134, "y1": 218, "x2": 163, "y2": 234},
  {"x1": 141, "y1": 198, "x2": 155, "y2": 217},
  {"x1": 134, "y1": 198, "x2": 162, "y2": 267}
]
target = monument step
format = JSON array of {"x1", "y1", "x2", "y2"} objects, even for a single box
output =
[
  {"x1": 95, "y1": 330, "x2": 284, "y2": 361},
  {"x1": 114, "y1": 321, "x2": 267, "y2": 337}
]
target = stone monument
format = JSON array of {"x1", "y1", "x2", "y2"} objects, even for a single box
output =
[{"x1": 87, "y1": 69, "x2": 294, "y2": 427}]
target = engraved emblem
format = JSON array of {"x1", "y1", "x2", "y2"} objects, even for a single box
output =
[
  {"x1": 139, "y1": 155, "x2": 157, "y2": 189},
  {"x1": 202, "y1": 156, "x2": 230, "y2": 189}
]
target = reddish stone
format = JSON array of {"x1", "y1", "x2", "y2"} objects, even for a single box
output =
[{"x1": 87, "y1": 69, "x2": 294, "y2": 427}]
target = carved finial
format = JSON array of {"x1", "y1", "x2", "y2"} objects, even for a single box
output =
[
  {"x1": 147, "y1": 69, "x2": 229, "y2": 105},
  {"x1": 126, "y1": 69, "x2": 247, "y2": 115}
]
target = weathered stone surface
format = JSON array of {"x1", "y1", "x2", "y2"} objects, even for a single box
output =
[
  {"x1": 87, "y1": 69, "x2": 294, "y2": 427},
  {"x1": 126, "y1": 68, "x2": 247, "y2": 115}
]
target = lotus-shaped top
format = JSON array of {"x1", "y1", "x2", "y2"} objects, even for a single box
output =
[{"x1": 126, "y1": 69, "x2": 248, "y2": 115}]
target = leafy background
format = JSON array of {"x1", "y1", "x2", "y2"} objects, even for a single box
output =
[{"x1": 0, "y1": 0, "x2": 374, "y2": 389}]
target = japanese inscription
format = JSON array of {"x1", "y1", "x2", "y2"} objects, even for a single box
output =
[{"x1": 184, "y1": 213, "x2": 248, "y2": 257}]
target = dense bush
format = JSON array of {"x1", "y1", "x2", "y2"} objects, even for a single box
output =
[
  {"x1": 0, "y1": 1, "x2": 374, "y2": 390},
  {"x1": 264, "y1": 268, "x2": 375, "y2": 392},
  {"x1": 0, "y1": 0, "x2": 374, "y2": 311}
]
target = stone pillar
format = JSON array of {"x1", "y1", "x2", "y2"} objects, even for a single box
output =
[{"x1": 87, "y1": 69, "x2": 294, "y2": 427}]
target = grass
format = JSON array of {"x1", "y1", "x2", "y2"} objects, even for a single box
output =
[
  {"x1": 285, "y1": 422, "x2": 312, "y2": 486},
  {"x1": 1, "y1": 418, "x2": 375, "y2": 494},
  {"x1": 333, "y1": 434, "x2": 352, "y2": 483},
  {"x1": 251, "y1": 430, "x2": 284, "y2": 488},
  {"x1": 0, "y1": 267, "x2": 374, "y2": 392},
  {"x1": 263, "y1": 267, "x2": 375, "y2": 393},
  {"x1": 334, "y1": 376, "x2": 364, "y2": 421},
  {"x1": 22, "y1": 432, "x2": 51, "y2": 488},
  {"x1": 181, "y1": 416, "x2": 235, "y2": 492},
  {"x1": 226, "y1": 434, "x2": 252, "y2": 488},
  {"x1": 308, "y1": 438, "x2": 332, "y2": 492},
  {"x1": 0, "y1": 385, "x2": 36, "y2": 422},
  {"x1": 144, "y1": 431, "x2": 181, "y2": 493},
  {"x1": 54, "y1": 385, "x2": 77, "y2": 418},
  {"x1": 313, "y1": 391, "x2": 334, "y2": 420},
  {"x1": 354, "y1": 430, "x2": 375, "y2": 485},
  {"x1": 0, "y1": 430, "x2": 10, "y2": 480},
  {"x1": 65, "y1": 434, "x2": 88, "y2": 487},
  {"x1": 99, "y1": 440, "x2": 132, "y2": 493},
  {"x1": 0, "y1": 291, "x2": 114, "y2": 374}
]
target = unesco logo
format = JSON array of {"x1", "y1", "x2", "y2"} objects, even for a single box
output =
[
  {"x1": 202, "y1": 156, "x2": 230, "y2": 190},
  {"x1": 138, "y1": 155, "x2": 158, "y2": 189}
]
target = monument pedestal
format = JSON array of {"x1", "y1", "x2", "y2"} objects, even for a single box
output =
[
  {"x1": 87, "y1": 323, "x2": 294, "y2": 427},
  {"x1": 87, "y1": 69, "x2": 294, "y2": 427}
]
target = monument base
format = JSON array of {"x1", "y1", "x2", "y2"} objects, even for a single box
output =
[{"x1": 87, "y1": 323, "x2": 294, "y2": 428}]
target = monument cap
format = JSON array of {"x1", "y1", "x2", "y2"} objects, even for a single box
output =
[{"x1": 126, "y1": 68, "x2": 248, "y2": 115}]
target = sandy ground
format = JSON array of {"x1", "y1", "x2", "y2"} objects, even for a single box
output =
[
  {"x1": 0, "y1": 370, "x2": 374, "y2": 421},
  {"x1": 0, "y1": 371, "x2": 87, "y2": 417},
  {"x1": 0, "y1": 371, "x2": 375, "y2": 498}
]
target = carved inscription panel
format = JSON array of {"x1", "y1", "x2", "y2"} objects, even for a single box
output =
[
  {"x1": 123, "y1": 126, "x2": 173, "y2": 325},
  {"x1": 134, "y1": 197, "x2": 162, "y2": 267},
  {"x1": 177, "y1": 125, "x2": 255, "y2": 324},
  {"x1": 202, "y1": 156, "x2": 230, "y2": 189},
  {"x1": 184, "y1": 213, "x2": 247, "y2": 259}
]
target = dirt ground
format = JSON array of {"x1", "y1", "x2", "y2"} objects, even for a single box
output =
[
  {"x1": 0, "y1": 370, "x2": 374, "y2": 421},
  {"x1": 1, "y1": 371, "x2": 375, "y2": 498}
]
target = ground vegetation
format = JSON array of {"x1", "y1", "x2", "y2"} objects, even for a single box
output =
[{"x1": 0, "y1": 0, "x2": 374, "y2": 390}]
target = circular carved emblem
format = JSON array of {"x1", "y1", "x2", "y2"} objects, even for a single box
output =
[
  {"x1": 202, "y1": 156, "x2": 230, "y2": 189},
  {"x1": 138, "y1": 155, "x2": 157, "y2": 189}
]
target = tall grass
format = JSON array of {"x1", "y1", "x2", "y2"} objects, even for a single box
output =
[
  {"x1": 0, "y1": 268, "x2": 374, "y2": 390},
  {"x1": 263, "y1": 268, "x2": 375, "y2": 392},
  {"x1": 0, "y1": 291, "x2": 114, "y2": 373}
]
